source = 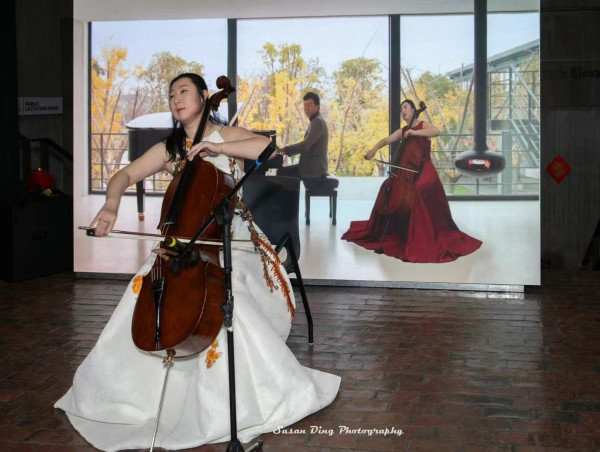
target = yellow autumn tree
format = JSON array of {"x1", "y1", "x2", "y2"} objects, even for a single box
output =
[
  {"x1": 90, "y1": 45, "x2": 131, "y2": 190},
  {"x1": 344, "y1": 97, "x2": 390, "y2": 176},
  {"x1": 330, "y1": 57, "x2": 387, "y2": 176},
  {"x1": 238, "y1": 43, "x2": 324, "y2": 156}
]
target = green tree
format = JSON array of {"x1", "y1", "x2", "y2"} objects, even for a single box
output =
[
  {"x1": 140, "y1": 52, "x2": 204, "y2": 113},
  {"x1": 331, "y1": 57, "x2": 386, "y2": 175}
]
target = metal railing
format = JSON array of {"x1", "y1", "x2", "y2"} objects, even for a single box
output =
[
  {"x1": 19, "y1": 133, "x2": 74, "y2": 195},
  {"x1": 90, "y1": 130, "x2": 538, "y2": 198},
  {"x1": 488, "y1": 68, "x2": 540, "y2": 167},
  {"x1": 89, "y1": 132, "x2": 172, "y2": 194}
]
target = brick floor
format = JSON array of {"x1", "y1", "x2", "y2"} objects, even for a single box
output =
[{"x1": 1, "y1": 271, "x2": 600, "y2": 451}]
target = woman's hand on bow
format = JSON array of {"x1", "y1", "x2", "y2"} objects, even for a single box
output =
[
  {"x1": 90, "y1": 202, "x2": 118, "y2": 237},
  {"x1": 365, "y1": 148, "x2": 377, "y2": 160}
]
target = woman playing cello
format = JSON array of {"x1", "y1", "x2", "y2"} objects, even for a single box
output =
[
  {"x1": 342, "y1": 99, "x2": 482, "y2": 263},
  {"x1": 55, "y1": 73, "x2": 340, "y2": 451}
]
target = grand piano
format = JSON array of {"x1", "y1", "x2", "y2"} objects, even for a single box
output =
[
  {"x1": 126, "y1": 113, "x2": 171, "y2": 220},
  {"x1": 126, "y1": 112, "x2": 282, "y2": 220}
]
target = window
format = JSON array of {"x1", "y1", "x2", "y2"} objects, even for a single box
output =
[
  {"x1": 88, "y1": 13, "x2": 539, "y2": 199},
  {"x1": 400, "y1": 12, "x2": 540, "y2": 197},
  {"x1": 237, "y1": 16, "x2": 389, "y2": 177},
  {"x1": 89, "y1": 19, "x2": 227, "y2": 193}
]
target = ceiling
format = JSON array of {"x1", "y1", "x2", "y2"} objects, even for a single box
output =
[{"x1": 75, "y1": 0, "x2": 540, "y2": 22}]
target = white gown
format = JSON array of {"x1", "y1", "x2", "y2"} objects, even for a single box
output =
[{"x1": 55, "y1": 131, "x2": 340, "y2": 451}]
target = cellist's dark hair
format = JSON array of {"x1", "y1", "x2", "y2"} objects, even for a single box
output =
[
  {"x1": 164, "y1": 73, "x2": 227, "y2": 162},
  {"x1": 400, "y1": 99, "x2": 417, "y2": 111}
]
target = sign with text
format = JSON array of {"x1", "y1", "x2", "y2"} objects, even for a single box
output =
[{"x1": 18, "y1": 97, "x2": 63, "y2": 116}]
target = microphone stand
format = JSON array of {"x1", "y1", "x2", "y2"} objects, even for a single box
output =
[{"x1": 171, "y1": 142, "x2": 276, "y2": 452}]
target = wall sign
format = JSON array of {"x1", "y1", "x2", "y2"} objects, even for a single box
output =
[{"x1": 18, "y1": 97, "x2": 63, "y2": 116}]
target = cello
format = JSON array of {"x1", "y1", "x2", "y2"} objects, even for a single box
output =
[
  {"x1": 372, "y1": 101, "x2": 427, "y2": 217},
  {"x1": 131, "y1": 76, "x2": 236, "y2": 358}
]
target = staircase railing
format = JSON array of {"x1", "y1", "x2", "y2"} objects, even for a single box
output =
[
  {"x1": 488, "y1": 67, "x2": 540, "y2": 167},
  {"x1": 18, "y1": 133, "x2": 73, "y2": 194}
]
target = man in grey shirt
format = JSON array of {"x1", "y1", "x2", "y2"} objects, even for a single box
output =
[{"x1": 277, "y1": 92, "x2": 329, "y2": 181}]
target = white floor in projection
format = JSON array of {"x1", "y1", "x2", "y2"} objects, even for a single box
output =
[{"x1": 74, "y1": 177, "x2": 540, "y2": 287}]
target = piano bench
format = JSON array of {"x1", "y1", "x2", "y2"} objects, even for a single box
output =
[{"x1": 303, "y1": 176, "x2": 339, "y2": 226}]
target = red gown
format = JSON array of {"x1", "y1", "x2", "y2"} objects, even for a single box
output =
[{"x1": 341, "y1": 122, "x2": 482, "y2": 263}]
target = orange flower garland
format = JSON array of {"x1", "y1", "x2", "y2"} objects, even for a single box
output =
[
  {"x1": 205, "y1": 339, "x2": 223, "y2": 369},
  {"x1": 132, "y1": 275, "x2": 143, "y2": 294}
]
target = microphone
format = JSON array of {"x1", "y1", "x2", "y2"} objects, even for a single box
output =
[
  {"x1": 164, "y1": 236, "x2": 186, "y2": 253},
  {"x1": 164, "y1": 236, "x2": 200, "y2": 267},
  {"x1": 256, "y1": 142, "x2": 277, "y2": 165}
]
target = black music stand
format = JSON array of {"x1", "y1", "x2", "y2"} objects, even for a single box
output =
[{"x1": 171, "y1": 144, "x2": 277, "y2": 451}]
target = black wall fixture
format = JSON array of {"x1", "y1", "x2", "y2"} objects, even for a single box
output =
[{"x1": 454, "y1": 0, "x2": 506, "y2": 176}]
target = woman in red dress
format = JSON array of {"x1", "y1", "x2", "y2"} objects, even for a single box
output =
[{"x1": 341, "y1": 99, "x2": 482, "y2": 263}]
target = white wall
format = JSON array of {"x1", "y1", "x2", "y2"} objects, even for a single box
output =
[
  {"x1": 74, "y1": 0, "x2": 539, "y2": 22},
  {"x1": 73, "y1": 19, "x2": 89, "y2": 273}
]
